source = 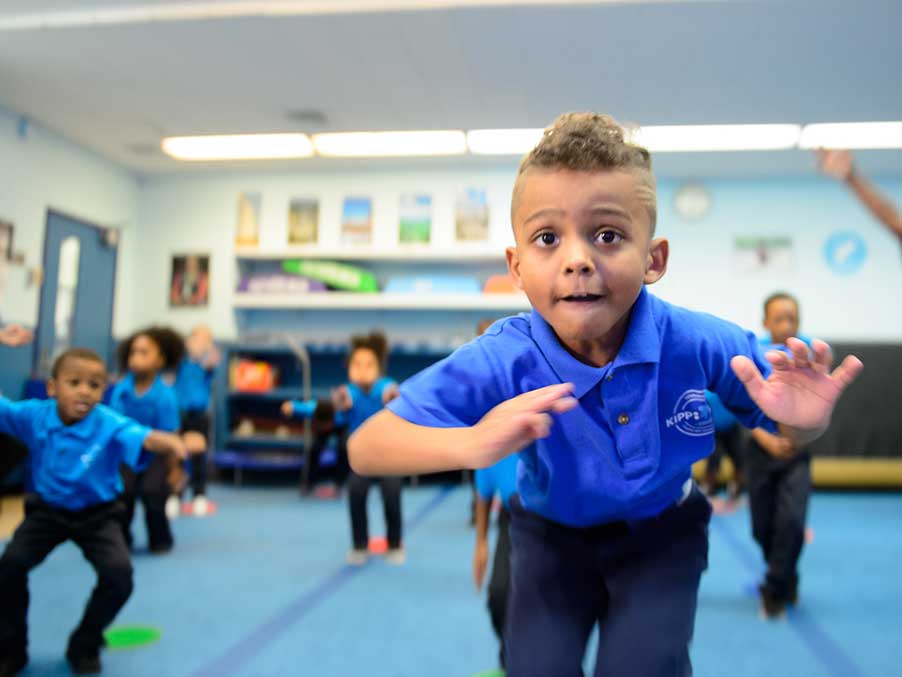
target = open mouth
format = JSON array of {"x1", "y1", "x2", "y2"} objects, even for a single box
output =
[{"x1": 560, "y1": 293, "x2": 604, "y2": 303}]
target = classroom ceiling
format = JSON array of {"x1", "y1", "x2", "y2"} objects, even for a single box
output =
[{"x1": 0, "y1": 0, "x2": 900, "y2": 176}]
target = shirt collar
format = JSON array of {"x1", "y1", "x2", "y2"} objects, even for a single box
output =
[
  {"x1": 530, "y1": 286, "x2": 662, "y2": 399},
  {"x1": 122, "y1": 373, "x2": 164, "y2": 399},
  {"x1": 46, "y1": 399, "x2": 100, "y2": 439}
]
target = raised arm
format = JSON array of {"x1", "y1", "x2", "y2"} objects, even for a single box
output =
[
  {"x1": 816, "y1": 149, "x2": 902, "y2": 238},
  {"x1": 348, "y1": 382, "x2": 577, "y2": 475},
  {"x1": 143, "y1": 430, "x2": 188, "y2": 459}
]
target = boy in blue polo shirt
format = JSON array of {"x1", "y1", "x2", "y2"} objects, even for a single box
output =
[
  {"x1": 472, "y1": 453, "x2": 518, "y2": 671},
  {"x1": 745, "y1": 292, "x2": 815, "y2": 618},
  {"x1": 0, "y1": 348, "x2": 186, "y2": 675},
  {"x1": 348, "y1": 113, "x2": 863, "y2": 676}
]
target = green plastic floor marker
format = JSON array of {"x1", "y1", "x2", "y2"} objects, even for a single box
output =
[{"x1": 103, "y1": 625, "x2": 162, "y2": 650}]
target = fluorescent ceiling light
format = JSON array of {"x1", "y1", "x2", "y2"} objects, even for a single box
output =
[
  {"x1": 467, "y1": 128, "x2": 544, "y2": 155},
  {"x1": 799, "y1": 122, "x2": 902, "y2": 149},
  {"x1": 0, "y1": 2, "x2": 656, "y2": 31},
  {"x1": 161, "y1": 133, "x2": 314, "y2": 160},
  {"x1": 632, "y1": 124, "x2": 801, "y2": 152},
  {"x1": 312, "y1": 131, "x2": 467, "y2": 157}
]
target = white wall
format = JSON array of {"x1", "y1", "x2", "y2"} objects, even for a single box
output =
[
  {"x1": 0, "y1": 106, "x2": 139, "y2": 333},
  {"x1": 129, "y1": 166, "x2": 902, "y2": 344}
]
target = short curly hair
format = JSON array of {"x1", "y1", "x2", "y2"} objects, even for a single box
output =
[
  {"x1": 512, "y1": 112, "x2": 657, "y2": 232},
  {"x1": 117, "y1": 325, "x2": 186, "y2": 372},
  {"x1": 348, "y1": 330, "x2": 389, "y2": 370}
]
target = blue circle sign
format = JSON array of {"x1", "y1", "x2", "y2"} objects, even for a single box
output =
[{"x1": 823, "y1": 231, "x2": 867, "y2": 275}]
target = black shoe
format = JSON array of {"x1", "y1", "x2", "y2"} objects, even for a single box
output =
[
  {"x1": 0, "y1": 651, "x2": 28, "y2": 677},
  {"x1": 149, "y1": 541, "x2": 173, "y2": 554},
  {"x1": 787, "y1": 587, "x2": 799, "y2": 606},
  {"x1": 758, "y1": 584, "x2": 786, "y2": 620},
  {"x1": 66, "y1": 650, "x2": 101, "y2": 675}
]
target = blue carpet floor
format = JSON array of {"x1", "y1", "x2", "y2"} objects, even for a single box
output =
[{"x1": 6, "y1": 485, "x2": 900, "y2": 676}]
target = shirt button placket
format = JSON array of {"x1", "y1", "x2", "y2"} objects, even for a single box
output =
[{"x1": 617, "y1": 413, "x2": 630, "y2": 425}]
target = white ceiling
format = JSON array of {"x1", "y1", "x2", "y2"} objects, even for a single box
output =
[{"x1": 0, "y1": 0, "x2": 900, "y2": 176}]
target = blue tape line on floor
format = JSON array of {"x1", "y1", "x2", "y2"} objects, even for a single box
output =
[
  {"x1": 192, "y1": 485, "x2": 456, "y2": 677},
  {"x1": 710, "y1": 516, "x2": 864, "y2": 677}
]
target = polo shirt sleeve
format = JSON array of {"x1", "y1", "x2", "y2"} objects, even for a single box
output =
[
  {"x1": 291, "y1": 399, "x2": 318, "y2": 418},
  {"x1": 387, "y1": 337, "x2": 507, "y2": 428},
  {"x1": 700, "y1": 315, "x2": 778, "y2": 433},
  {"x1": 113, "y1": 419, "x2": 153, "y2": 470},
  {"x1": 0, "y1": 397, "x2": 35, "y2": 440},
  {"x1": 107, "y1": 381, "x2": 127, "y2": 414},
  {"x1": 157, "y1": 387, "x2": 181, "y2": 432}
]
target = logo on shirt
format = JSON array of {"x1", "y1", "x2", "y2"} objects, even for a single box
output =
[
  {"x1": 80, "y1": 444, "x2": 103, "y2": 468},
  {"x1": 665, "y1": 389, "x2": 714, "y2": 437}
]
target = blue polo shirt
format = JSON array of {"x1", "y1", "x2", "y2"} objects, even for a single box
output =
[
  {"x1": 0, "y1": 398, "x2": 150, "y2": 510},
  {"x1": 109, "y1": 373, "x2": 181, "y2": 432},
  {"x1": 174, "y1": 359, "x2": 216, "y2": 413},
  {"x1": 759, "y1": 334, "x2": 812, "y2": 355},
  {"x1": 336, "y1": 378, "x2": 396, "y2": 434},
  {"x1": 290, "y1": 399, "x2": 318, "y2": 418},
  {"x1": 475, "y1": 455, "x2": 519, "y2": 510},
  {"x1": 705, "y1": 392, "x2": 738, "y2": 433},
  {"x1": 388, "y1": 287, "x2": 776, "y2": 527}
]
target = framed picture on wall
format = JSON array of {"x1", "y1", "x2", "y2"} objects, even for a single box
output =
[
  {"x1": 399, "y1": 194, "x2": 432, "y2": 244},
  {"x1": 341, "y1": 197, "x2": 373, "y2": 245},
  {"x1": 0, "y1": 220, "x2": 12, "y2": 261},
  {"x1": 235, "y1": 192, "x2": 261, "y2": 247},
  {"x1": 170, "y1": 253, "x2": 210, "y2": 307},
  {"x1": 733, "y1": 236, "x2": 793, "y2": 273},
  {"x1": 455, "y1": 188, "x2": 489, "y2": 242},
  {"x1": 287, "y1": 198, "x2": 319, "y2": 245}
]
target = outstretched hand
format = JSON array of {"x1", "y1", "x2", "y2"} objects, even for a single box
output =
[
  {"x1": 730, "y1": 338, "x2": 863, "y2": 433},
  {"x1": 471, "y1": 383, "x2": 577, "y2": 468}
]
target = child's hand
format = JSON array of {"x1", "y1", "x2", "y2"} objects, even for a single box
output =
[
  {"x1": 169, "y1": 435, "x2": 189, "y2": 460},
  {"x1": 815, "y1": 148, "x2": 854, "y2": 182},
  {"x1": 202, "y1": 346, "x2": 222, "y2": 370},
  {"x1": 382, "y1": 383, "x2": 400, "y2": 405},
  {"x1": 280, "y1": 401, "x2": 294, "y2": 418},
  {"x1": 183, "y1": 431, "x2": 206, "y2": 455},
  {"x1": 332, "y1": 386, "x2": 353, "y2": 412},
  {"x1": 0, "y1": 324, "x2": 33, "y2": 347},
  {"x1": 473, "y1": 540, "x2": 489, "y2": 590},
  {"x1": 731, "y1": 338, "x2": 863, "y2": 434},
  {"x1": 758, "y1": 430, "x2": 795, "y2": 459},
  {"x1": 470, "y1": 383, "x2": 577, "y2": 467}
]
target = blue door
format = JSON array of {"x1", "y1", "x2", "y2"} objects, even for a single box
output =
[{"x1": 34, "y1": 210, "x2": 118, "y2": 377}]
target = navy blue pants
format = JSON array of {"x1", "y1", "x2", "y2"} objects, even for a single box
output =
[{"x1": 505, "y1": 486, "x2": 711, "y2": 677}]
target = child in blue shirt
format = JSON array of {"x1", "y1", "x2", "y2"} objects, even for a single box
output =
[
  {"x1": 110, "y1": 327, "x2": 183, "y2": 553},
  {"x1": 0, "y1": 348, "x2": 186, "y2": 675},
  {"x1": 174, "y1": 324, "x2": 220, "y2": 517},
  {"x1": 701, "y1": 391, "x2": 744, "y2": 501},
  {"x1": 472, "y1": 454, "x2": 518, "y2": 671},
  {"x1": 289, "y1": 331, "x2": 403, "y2": 566},
  {"x1": 745, "y1": 292, "x2": 816, "y2": 618},
  {"x1": 348, "y1": 113, "x2": 863, "y2": 676}
]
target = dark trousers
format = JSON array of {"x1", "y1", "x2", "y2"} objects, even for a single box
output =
[
  {"x1": 181, "y1": 410, "x2": 210, "y2": 497},
  {"x1": 347, "y1": 472, "x2": 402, "y2": 550},
  {"x1": 745, "y1": 439, "x2": 811, "y2": 601},
  {"x1": 487, "y1": 507, "x2": 512, "y2": 668},
  {"x1": 305, "y1": 427, "x2": 350, "y2": 492},
  {"x1": 0, "y1": 496, "x2": 133, "y2": 658},
  {"x1": 0, "y1": 433, "x2": 28, "y2": 489},
  {"x1": 505, "y1": 487, "x2": 711, "y2": 677},
  {"x1": 120, "y1": 456, "x2": 173, "y2": 550}
]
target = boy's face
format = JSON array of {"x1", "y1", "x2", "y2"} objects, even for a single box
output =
[
  {"x1": 507, "y1": 169, "x2": 667, "y2": 357},
  {"x1": 348, "y1": 348, "x2": 381, "y2": 390},
  {"x1": 128, "y1": 334, "x2": 165, "y2": 375},
  {"x1": 47, "y1": 357, "x2": 107, "y2": 425},
  {"x1": 763, "y1": 298, "x2": 799, "y2": 345}
]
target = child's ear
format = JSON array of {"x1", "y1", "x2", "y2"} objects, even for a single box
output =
[
  {"x1": 644, "y1": 238, "x2": 669, "y2": 285},
  {"x1": 46, "y1": 378, "x2": 57, "y2": 398},
  {"x1": 506, "y1": 246, "x2": 524, "y2": 290}
]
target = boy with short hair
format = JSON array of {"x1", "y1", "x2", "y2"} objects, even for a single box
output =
[
  {"x1": 0, "y1": 348, "x2": 187, "y2": 675},
  {"x1": 348, "y1": 113, "x2": 862, "y2": 676},
  {"x1": 746, "y1": 292, "x2": 814, "y2": 618}
]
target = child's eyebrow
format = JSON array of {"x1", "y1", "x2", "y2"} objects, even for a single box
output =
[
  {"x1": 584, "y1": 205, "x2": 631, "y2": 220},
  {"x1": 523, "y1": 208, "x2": 564, "y2": 226}
]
